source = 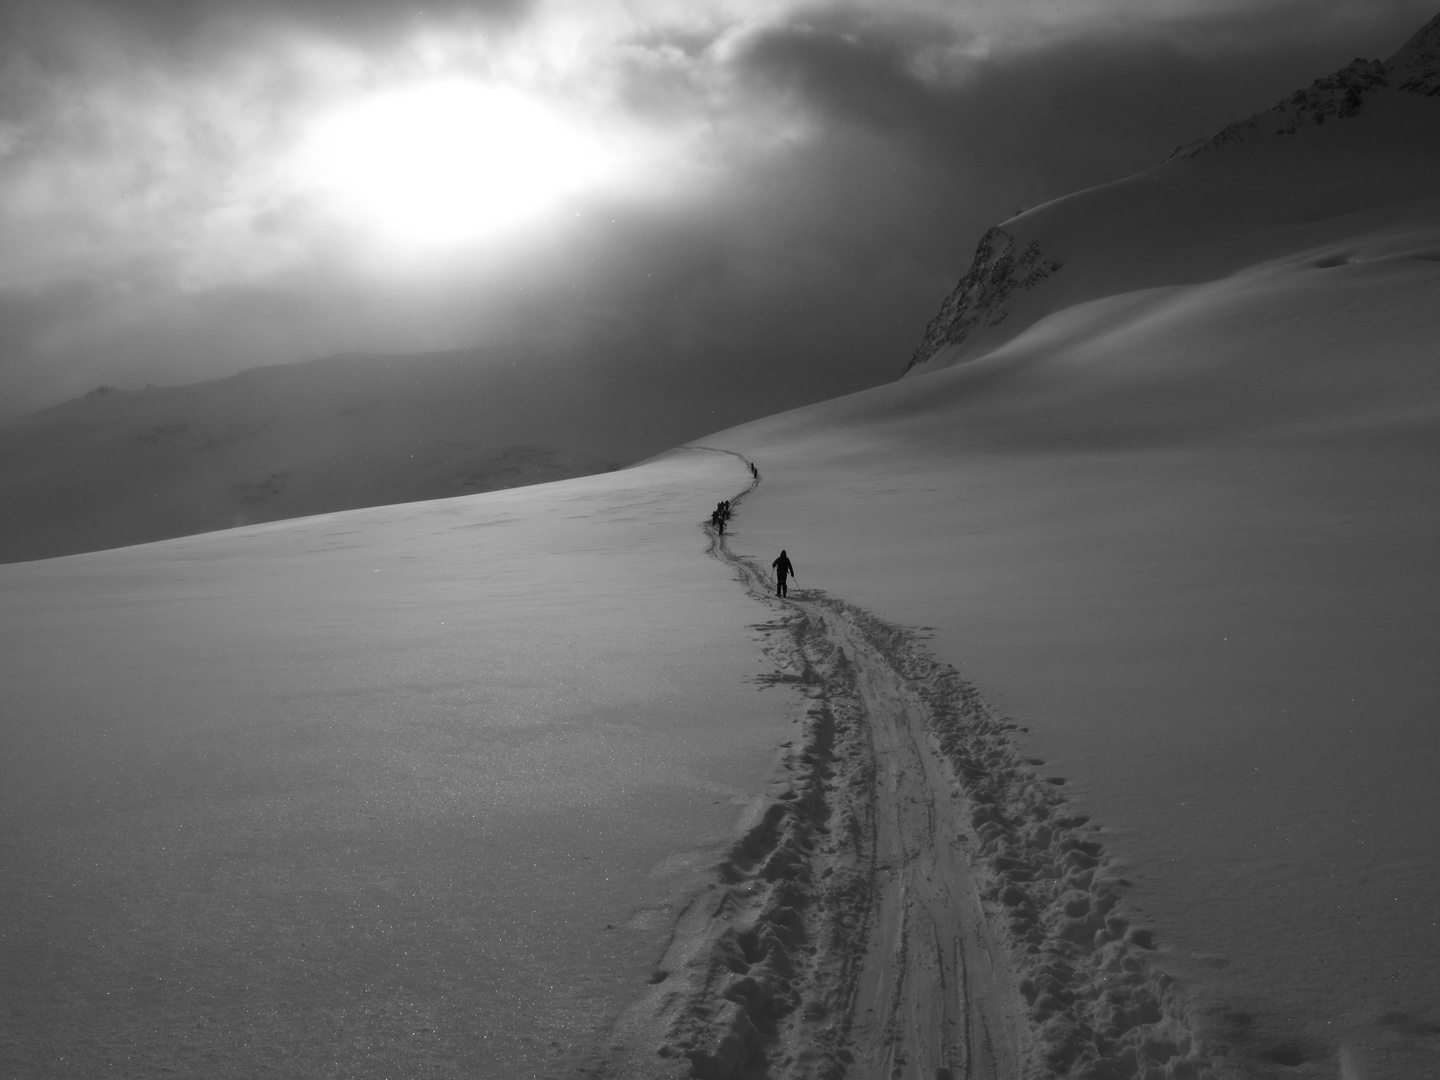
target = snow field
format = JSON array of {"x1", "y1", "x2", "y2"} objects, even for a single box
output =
[
  {"x1": 714, "y1": 219, "x2": 1440, "y2": 1077},
  {"x1": 596, "y1": 474, "x2": 1205, "y2": 1079},
  {"x1": 0, "y1": 451, "x2": 792, "y2": 1079}
]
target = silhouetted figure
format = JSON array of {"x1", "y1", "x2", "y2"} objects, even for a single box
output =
[{"x1": 772, "y1": 550, "x2": 794, "y2": 597}]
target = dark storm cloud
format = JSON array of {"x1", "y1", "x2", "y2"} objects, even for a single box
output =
[
  {"x1": 2, "y1": 0, "x2": 1436, "y2": 420},
  {"x1": 726, "y1": 0, "x2": 1438, "y2": 199}
]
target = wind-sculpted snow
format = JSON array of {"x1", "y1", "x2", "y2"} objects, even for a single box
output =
[
  {"x1": 594, "y1": 468, "x2": 1222, "y2": 1080},
  {"x1": 903, "y1": 228, "x2": 1061, "y2": 375}
]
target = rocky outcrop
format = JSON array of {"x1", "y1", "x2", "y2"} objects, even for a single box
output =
[
  {"x1": 1391, "y1": 10, "x2": 1440, "y2": 96},
  {"x1": 903, "y1": 226, "x2": 1061, "y2": 374},
  {"x1": 1174, "y1": 11, "x2": 1440, "y2": 157},
  {"x1": 1174, "y1": 57, "x2": 1388, "y2": 156}
]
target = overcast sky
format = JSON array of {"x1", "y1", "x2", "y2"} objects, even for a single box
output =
[{"x1": 0, "y1": 0, "x2": 1433, "y2": 420}]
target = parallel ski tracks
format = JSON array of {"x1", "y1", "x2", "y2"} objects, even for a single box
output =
[
  {"x1": 706, "y1": 452, "x2": 1022, "y2": 1079},
  {"x1": 776, "y1": 585, "x2": 1019, "y2": 1080},
  {"x1": 588, "y1": 449, "x2": 1023, "y2": 1080},
  {"x1": 586, "y1": 448, "x2": 1218, "y2": 1080}
]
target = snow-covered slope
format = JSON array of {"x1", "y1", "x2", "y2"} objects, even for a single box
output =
[
  {"x1": 0, "y1": 451, "x2": 790, "y2": 1079},
  {"x1": 907, "y1": 11, "x2": 1440, "y2": 376},
  {"x1": 718, "y1": 206, "x2": 1440, "y2": 1077},
  {"x1": 0, "y1": 349, "x2": 655, "y2": 564},
  {"x1": 700, "y1": 50, "x2": 1440, "y2": 1073}
]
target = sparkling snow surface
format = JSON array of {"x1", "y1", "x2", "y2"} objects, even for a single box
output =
[
  {"x1": 721, "y1": 212, "x2": 1440, "y2": 1077},
  {"x1": 0, "y1": 451, "x2": 784, "y2": 1078}
]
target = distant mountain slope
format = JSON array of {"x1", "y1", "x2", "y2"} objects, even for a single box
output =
[
  {"x1": 0, "y1": 349, "x2": 660, "y2": 563},
  {"x1": 907, "y1": 11, "x2": 1440, "y2": 375}
]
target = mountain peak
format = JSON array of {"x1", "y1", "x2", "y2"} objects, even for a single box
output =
[
  {"x1": 902, "y1": 11, "x2": 1440, "y2": 379},
  {"x1": 1173, "y1": 10, "x2": 1440, "y2": 157},
  {"x1": 1387, "y1": 10, "x2": 1440, "y2": 95},
  {"x1": 1174, "y1": 57, "x2": 1388, "y2": 157}
]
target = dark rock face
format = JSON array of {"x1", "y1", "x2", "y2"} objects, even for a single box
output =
[
  {"x1": 1176, "y1": 58, "x2": 1389, "y2": 156},
  {"x1": 1391, "y1": 11, "x2": 1440, "y2": 96},
  {"x1": 1174, "y1": 11, "x2": 1440, "y2": 157},
  {"x1": 903, "y1": 226, "x2": 1061, "y2": 374}
]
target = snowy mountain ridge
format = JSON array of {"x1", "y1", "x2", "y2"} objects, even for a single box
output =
[
  {"x1": 1175, "y1": 11, "x2": 1440, "y2": 157},
  {"x1": 904, "y1": 10, "x2": 1440, "y2": 377},
  {"x1": 1170, "y1": 57, "x2": 1388, "y2": 157},
  {"x1": 1392, "y1": 9, "x2": 1440, "y2": 92},
  {"x1": 0, "y1": 348, "x2": 652, "y2": 563}
]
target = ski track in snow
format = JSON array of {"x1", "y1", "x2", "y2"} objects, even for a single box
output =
[{"x1": 588, "y1": 452, "x2": 1226, "y2": 1080}]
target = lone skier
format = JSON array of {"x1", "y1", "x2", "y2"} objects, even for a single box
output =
[{"x1": 772, "y1": 549, "x2": 795, "y2": 598}]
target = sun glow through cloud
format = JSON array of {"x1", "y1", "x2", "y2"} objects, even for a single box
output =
[{"x1": 294, "y1": 79, "x2": 638, "y2": 250}]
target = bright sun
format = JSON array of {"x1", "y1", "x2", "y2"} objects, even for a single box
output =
[{"x1": 296, "y1": 79, "x2": 628, "y2": 250}]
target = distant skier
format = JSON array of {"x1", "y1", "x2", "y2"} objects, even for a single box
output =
[{"x1": 772, "y1": 550, "x2": 794, "y2": 597}]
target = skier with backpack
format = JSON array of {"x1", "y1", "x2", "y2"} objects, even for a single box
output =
[{"x1": 771, "y1": 550, "x2": 795, "y2": 597}]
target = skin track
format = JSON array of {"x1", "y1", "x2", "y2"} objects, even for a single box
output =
[{"x1": 588, "y1": 449, "x2": 1219, "y2": 1079}]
